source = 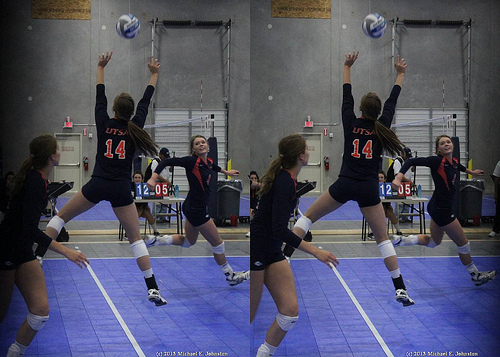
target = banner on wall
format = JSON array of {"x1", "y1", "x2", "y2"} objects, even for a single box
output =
[
  {"x1": 272, "y1": 0, "x2": 331, "y2": 19},
  {"x1": 32, "y1": 0, "x2": 91, "y2": 20}
]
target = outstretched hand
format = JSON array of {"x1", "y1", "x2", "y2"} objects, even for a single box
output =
[
  {"x1": 148, "y1": 57, "x2": 161, "y2": 74},
  {"x1": 394, "y1": 55, "x2": 407, "y2": 74},
  {"x1": 315, "y1": 248, "x2": 339, "y2": 267},
  {"x1": 64, "y1": 248, "x2": 89, "y2": 269},
  {"x1": 98, "y1": 51, "x2": 113, "y2": 68},
  {"x1": 344, "y1": 51, "x2": 359, "y2": 67}
]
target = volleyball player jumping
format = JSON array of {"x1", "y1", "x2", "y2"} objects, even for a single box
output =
[
  {"x1": 145, "y1": 135, "x2": 249, "y2": 286},
  {"x1": 391, "y1": 134, "x2": 496, "y2": 286},
  {"x1": 292, "y1": 51, "x2": 415, "y2": 306},
  {"x1": 39, "y1": 52, "x2": 168, "y2": 306}
]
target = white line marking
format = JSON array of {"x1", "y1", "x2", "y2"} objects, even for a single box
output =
[
  {"x1": 328, "y1": 262, "x2": 394, "y2": 357},
  {"x1": 76, "y1": 247, "x2": 146, "y2": 357}
]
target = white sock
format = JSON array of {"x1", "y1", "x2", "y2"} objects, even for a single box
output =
[
  {"x1": 162, "y1": 235, "x2": 173, "y2": 245},
  {"x1": 466, "y1": 262, "x2": 479, "y2": 276},
  {"x1": 151, "y1": 222, "x2": 158, "y2": 232},
  {"x1": 256, "y1": 342, "x2": 278, "y2": 357},
  {"x1": 142, "y1": 268, "x2": 153, "y2": 279},
  {"x1": 7, "y1": 341, "x2": 28, "y2": 357},
  {"x1": 390, "y1": 268, "x2": 401, "y2": 279},
  {"x1": 220, "y1": 262, "x2": 233, "y2": 276},
  {"x1": 393, "y1": 222, "x2": 401, "y2": 232}
]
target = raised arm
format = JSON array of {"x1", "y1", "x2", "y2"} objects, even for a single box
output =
[
  {"x1": 343, "y1": 51, "x2": 359, "y2": 84},
  {"x1": 394, "y1": 55, "x2": 407, "y2": 87},
  {"x1": 147, "y1": 56, "x2": 161, "y2": 88},
  {"x1": 96, "y1": 51, "x2": 113, "y2": 85}
]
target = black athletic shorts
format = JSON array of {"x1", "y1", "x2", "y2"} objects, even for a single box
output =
[
  {"x1": 329, "y1": 176, "x2": 381, "y2": 208},
  {"x1": 182, "y1": 199, "x2": 210, "y2": 227},
  {"x1": 82, "y1": 177, "x2": 134, "y2": 208},
  {"x1": 0, "y1": 228, "x2": 37, "y2": 271},
  {"x1": 427, "y1": 199, "x2": 456, "y2": 227},
  {"x1": 250, "y1": 245, "x2": 286, "y2": 271}
]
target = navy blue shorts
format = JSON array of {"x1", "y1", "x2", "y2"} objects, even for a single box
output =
[
  {"x1": 250, "y1": 246, "x2": 286, "y2": 271},
  {"x1": 328, "y1": 176, "x2": 381, "y2": 208},
  {"x1": 82, "y1": 177, "x2": 133, "y2": 208},
  {"x1": 0, "y1": 228, "x2": 37, "y2": 271},
  {"x1": 427, "y1": 199, "x2": 456, "y2": 227},
  {"x1": 182, "y1": 199, "x2": 210, "y2": 227}
]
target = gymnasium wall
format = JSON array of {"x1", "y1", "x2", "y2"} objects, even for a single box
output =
[
  {"x1": 0, "y1": 0, "x2": 250, "y2": 187},
  {"x1": 1, "y1": 0, "x2": 499, "y2": 193},
  {"x1": 250, "y1": 0, "x2": 500, "y2": 193}
]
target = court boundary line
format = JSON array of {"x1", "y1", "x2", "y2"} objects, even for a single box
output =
[
  {"x1": 326, "y1": 262, "x2": 394, "y2": 356},
  {"x1": 76, "y1": 247, "x2": 146, "y2": 357}
]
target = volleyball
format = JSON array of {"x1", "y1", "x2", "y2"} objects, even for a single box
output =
[
  {"x1": 362, "y1": 13, "x2": 387, "y2": 38},
  {"x1": 116, "y1": 14, "x2": 140, "y2": 39}
]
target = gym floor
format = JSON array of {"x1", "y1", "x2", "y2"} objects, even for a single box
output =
[{"x1": 1, "y1": 195, "x2": 498, "y2": 356}]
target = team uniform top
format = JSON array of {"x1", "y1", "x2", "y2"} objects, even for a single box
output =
[
  {"x1": 251, "y1": 170, "x2": 302, "y2": 252},
  {"x1": 0, "y1": 170, "x2": 52, "y2": 264},
  {"x1": 250, "y1": 186, "x2": 259, "y2": 210},
  {"x1": 92, "y1": 83, "x2": 155, "y2": 181},
  {"x1": 339, "y1": 83, "x2": 401, "y2": 181},
  {"x1": 400, "y1": 155, "x2": 466, "y2": 210},
  {"x1": 155, "y1": 155, "x2": 221, "y2": 209}
]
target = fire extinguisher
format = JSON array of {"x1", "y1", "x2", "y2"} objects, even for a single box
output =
[
  {"x1": 323, "y1": 156, "x2": 330, "y2": 171},
  {"x1": 83, "y1": 156, "x2": 89, "y2": 171}
]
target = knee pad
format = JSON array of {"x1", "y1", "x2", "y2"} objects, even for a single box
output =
[
  {"x1": 457, "y1": 242, "x2": 470, "y2": 255},
  {"x1": 27, "y1": 312, "x2": 49, "y2": 331},
  {"x1": 427, "y1": 239, "x2": 438, "y2": 248},
  {"x1": 378, "y1": 239, "x2": 396, "y2": 259},
  {"x1": 276, "y1": 312, "x2": 298, "y2": 332},
  {"x1": 294, "y1": 216, "x2": 312, "y2": 234},
  {"x1": 47, "y1": 216, "x2": 65, "y2": 235},
  {"x1": 181, "y1": 237, "x2": 192, "y2": 248},
  {"x1": 130, "y1": 240, "x2": 149, "y2": 259},
  {"x1": 212, "y1": 242, "x2": 225, "y2": 254}
]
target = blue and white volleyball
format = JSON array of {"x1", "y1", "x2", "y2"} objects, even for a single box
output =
[
  {"x1": 362, "y1": 13, "x2": 387, "y2": 38},
  {"x1": 116, "y1": 14, "x2": 140, "y2": 39}
]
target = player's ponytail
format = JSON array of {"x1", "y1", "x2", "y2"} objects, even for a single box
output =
[
  {"x1": 373, "y1": 121, "x2": 405, "y2": 157},
  {"x1": 258, "y1": 134, "x2": 306, "y2": 197},
  {"x1": 10, "y1": 134, "x2": 57, "y2": 196},
  {"x1": 113, "y1": 93, "x2": 158, "y2": 157},
  {"x1": 360, "y1": 92, "x2": 405, "y2": 157},
  {"x1": 126, "y1": 121, "x2": 158, "y2": 157}
]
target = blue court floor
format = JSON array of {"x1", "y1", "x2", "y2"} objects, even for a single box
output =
[
  {"x1": 252, "y1": 257, "x2": 500, "y2": 357},
  {"x1": 0, "y1": 257, "x2": 249, "y2": 357},
  {"x1": 53, "y1": 194, "x2": 497, "y2": 222}
]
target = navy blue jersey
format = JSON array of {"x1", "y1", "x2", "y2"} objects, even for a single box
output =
[
  {"x1": 155, "y1": 155, "x2": 221, "y2": 209},
  {"x1": 339, "y1": 83, "x2": 401, "y2": 181},
  {"x1": 400, "y1": 155, "x2": 466, "y2": 209},
  {"x1": 0, "y1": 170, "x2": 53, "y2": 250},
  {"x1": 92, "y1": 84, "x2": 155, "y2": 181},
  {"x1": 251, "y1": 169, "x2": 302, "y2": 251}
]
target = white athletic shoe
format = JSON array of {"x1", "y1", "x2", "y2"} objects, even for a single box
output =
[
  {"x1": 395, "y1": 289, "x2": 415, "y2": 307},
  {"x1": 472, "y1": 270, "x2": 497, "y2": 286},
  {"x1": 148, "y1": 289, "x2": 167, "y2": 306},
  {"x1": 144, "y1": 235, "x2": 169, "y2": 247},
  {"x1": 36, "y1": 255, "x2": 43, "y2": 266},
  {"x1": 488, "y1": 231, "x2": 499, "y2": 237},
  {"x1": 226, "y1": 271, "x2": 250, "y2": 286},
  {"x1": 389, "y1": 234, "x2": 404, "y2": 247},
  {"x1": 245, "y1": 231, "x2": 250, "y2": 238}
]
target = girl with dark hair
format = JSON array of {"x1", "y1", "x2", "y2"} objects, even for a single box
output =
[
  {"x1": 0, "y1": 135, "x2": 88, "y2": 357},
  {"x1": 246, "y1": 170, "x2": 261, "y2": 238},
  {"x1": 250, "y1": 134, "x2": 338, "y2": 357},
  {"x1": 145, "y1": 135, "x2": 249, "y2": 286},
  {"x1": 292, "y1": 51, "x2": 415, "y2": 306},
  {"x1": 38, "y1": 51, "x2": 168, "y2": 306},
  {"x1": 391, "y1": 134, "x2": 496, "y2": 285},
  {"x1": 132, "y1": 170, "x2": 160, "y2": 236}
]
